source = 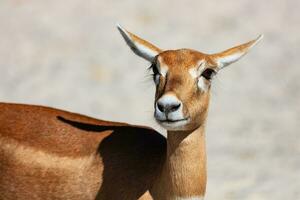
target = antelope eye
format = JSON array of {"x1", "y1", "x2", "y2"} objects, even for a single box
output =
[
  {"x1": 201, "y1": 68, "x2": 216, "y2": 80},
  {"x1": 151, "y1": 63, "x2": 159, "y2": 75},
  {"x1": 150, "y1": 63, "x2": 161, "y2": 85},
  {"x1": 153, "y1": 74, "x2": 160, "y2": 85}
]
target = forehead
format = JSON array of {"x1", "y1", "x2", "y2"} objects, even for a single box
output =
[{"x1": 157, "y1": 49, "x2": 205, "y2": 70}]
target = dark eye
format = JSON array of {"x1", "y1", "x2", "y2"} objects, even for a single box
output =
[
  {"x1": 151, "y1": 63, "x2": 159, "y2": 75},
  {"x1": 201, "y1": 68, "x2": 216, "y2": 80}
]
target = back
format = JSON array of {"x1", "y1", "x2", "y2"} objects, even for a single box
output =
[{"x1": 0, "y1": 103, "x2": 166, "y2": 200}]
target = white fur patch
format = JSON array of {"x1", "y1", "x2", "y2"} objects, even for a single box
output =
[
  {"x1": 188, "y1": 67, "x2": 198, "y2": 78},
  {"x1": 155, "y1": 94, "x2": 183, "y2": 121},
  {"x1": 155, "y1": 94, "x2": 189, "y2": 130},
  {"x1": 216, "y1": 52, "x2": 244, "y2": 69},
  {"x1": 134, "y1": 42, "x2": 159, "y2": 61},
  {"x1": 157, "y1": 56, "x2": 169, "y2": 77},
  {"x1": 160, "y1": 66, "x2": 168, "y2": 77},
  {"x1": 189, "y1": 60, "x2": 205, "y2": 78},
  {"x1": 117, "y1": 24, "x2": 158, "y2": 62},
  {"x1": 188, "y1": 60, "x2": 205, "y2": 78},
  {"x1": 188, "y1": 60, "x2": 209, "y2": 92},
  {"x1": 197, "y1": 77, "x2": 209, "y2": 92},
  {"x1": 158, "y1": 118, "x2": 190, "y2": 131},
  {"x1": 188, "y1": 62, "x2": 209, "y2": 92}
]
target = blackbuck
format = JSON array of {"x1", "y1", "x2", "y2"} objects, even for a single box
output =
[{"x1": 0, "y1": 25, "x2": 262, "y2": 200}]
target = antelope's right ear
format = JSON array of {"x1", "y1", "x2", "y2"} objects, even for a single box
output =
[
  {"x1": 117, "y1": 24, "x2": 162, "y2": 62},
  {"x1": 210, "y1": 34, "x2": 263, "y2": 70}
]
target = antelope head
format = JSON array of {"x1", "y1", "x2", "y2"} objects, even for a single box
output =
[{"x1": 118, "y1": 25, "x2": 262, "y2": 131}]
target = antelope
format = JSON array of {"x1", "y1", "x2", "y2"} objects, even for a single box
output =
[{"x1": 0, "y1": 25, "x2": 262, "y2": 200}]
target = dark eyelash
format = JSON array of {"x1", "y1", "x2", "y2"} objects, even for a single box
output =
[
  {"x1": 147, "y1": 63, "x2": 154, "y2": 71},
  {"x1": 148, "y1": 63, "x2": 159, "y2": 75}
]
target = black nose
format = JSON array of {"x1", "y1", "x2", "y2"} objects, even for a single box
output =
[{"x1": 157, "y1": 101, "x2": 181, "y2": 113}]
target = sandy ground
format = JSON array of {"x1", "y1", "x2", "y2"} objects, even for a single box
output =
[{"x1": 0, "y1": 0, "x2": 299, "y2": 199}]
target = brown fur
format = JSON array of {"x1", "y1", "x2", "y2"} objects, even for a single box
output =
[
  {"x1": 0, "y1": 103, "x2": 166, "y2": 200},
  {"x1": 0, "y1": 27, "x2": 261, "y2": 199}
]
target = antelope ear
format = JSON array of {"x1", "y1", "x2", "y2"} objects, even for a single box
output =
[
  {"x1": 117, "y1": 24, "x2": 162, "y2": 62},
  {"x1": 210, "y1": 35, "x2": 263, "y2": 69}
]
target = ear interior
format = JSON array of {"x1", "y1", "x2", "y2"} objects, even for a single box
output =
[
  {"x1": 210, "y1": 34, "x2": 263, "y2": 69},
  {"x1": 117, "y1": 24, "x2": 162, "y2": 62}
]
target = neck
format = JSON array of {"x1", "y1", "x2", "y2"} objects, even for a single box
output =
[{"x1": 153, "y1": 125, "x2": 207, "y2": 199}]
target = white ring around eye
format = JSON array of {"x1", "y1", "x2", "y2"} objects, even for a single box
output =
[
  {"x1": 154, "y1": 74, "x2": 160, "y2": 85},
  {"x1": 197, "y1": 76, "x2": 209, "y2": 92}
]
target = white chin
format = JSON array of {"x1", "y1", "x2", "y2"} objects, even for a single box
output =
[{"x1": 156, "y1": 119, "x2": 189, "y2": 131}]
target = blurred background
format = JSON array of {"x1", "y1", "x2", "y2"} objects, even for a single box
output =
[{"x1": 0, "y1": 0, "x2": 299, "y2": 199}]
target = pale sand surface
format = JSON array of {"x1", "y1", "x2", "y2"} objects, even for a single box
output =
[{"x1": 0, "y1": 0, "x2": 299, "y2": 199}]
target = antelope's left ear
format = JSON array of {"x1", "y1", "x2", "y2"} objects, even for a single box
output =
[
  {"x1": 117, "y1": 24, "x2": 162, "y2": 62},
  {"x1": 210, "y1": 35, "x2": 263, "y2": 69}
]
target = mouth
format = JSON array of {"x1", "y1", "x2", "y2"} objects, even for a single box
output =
[
  {"x1": 156, "y1": 118, "x2": 190, "y2": 130},
  {"x1": 157, "y1": 118, "x2": 189, "y2": 123}
]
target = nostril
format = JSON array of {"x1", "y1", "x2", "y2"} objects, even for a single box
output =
[
  {"x1": 157, "y1": 95, "x2": 182, "y2": 114},
  {"x1": 170, "y1": 103, "x2": 181, "y2": 112},
  {"x1": 157, "y1": 102, "x2": 165, "y2": 112}
]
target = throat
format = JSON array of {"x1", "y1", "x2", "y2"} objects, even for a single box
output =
[{"x1": 156, "y1": 126, "x2": 207, "y2": 198}]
